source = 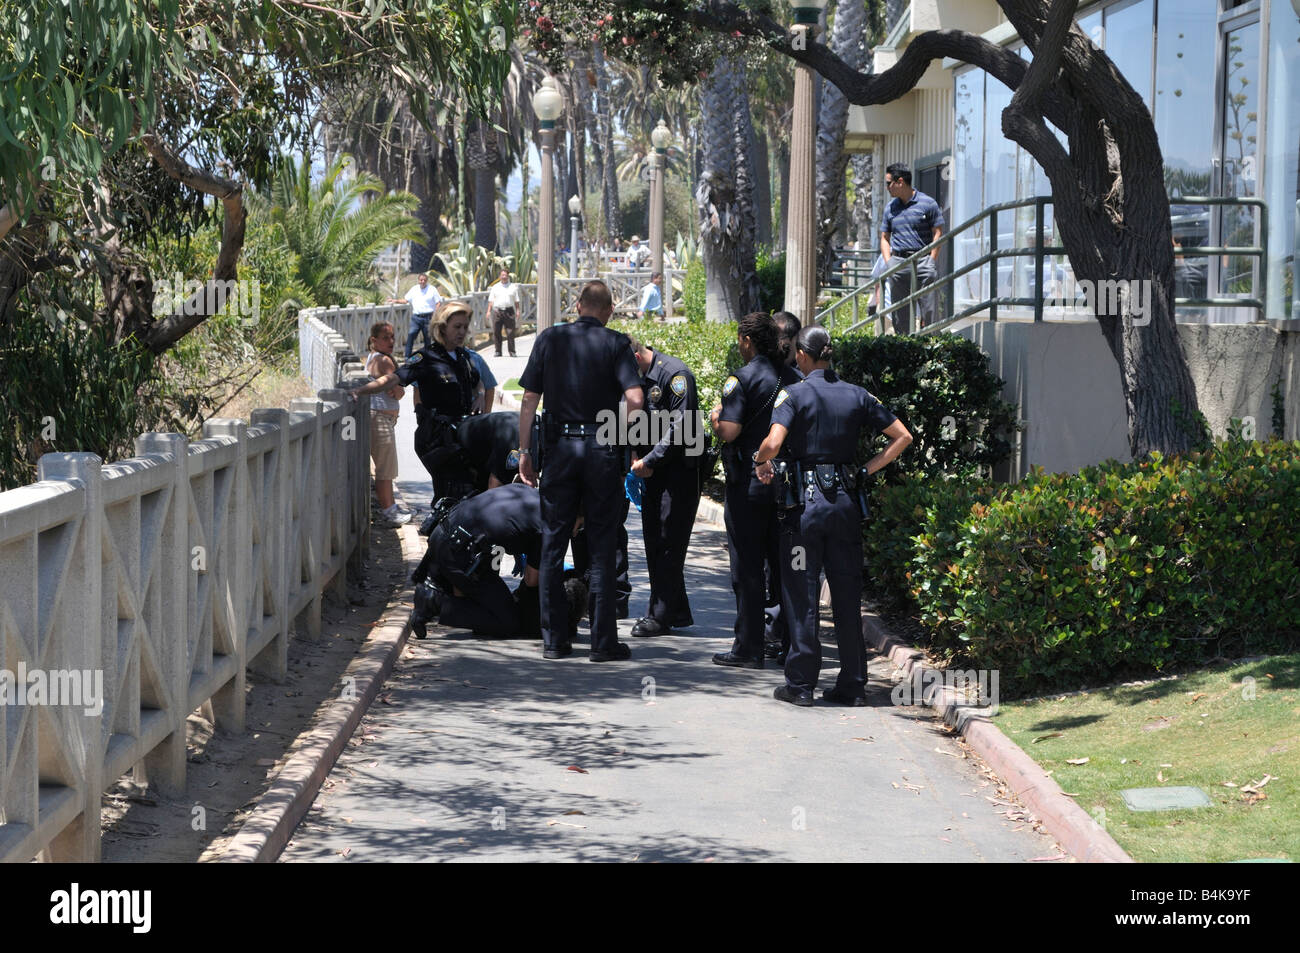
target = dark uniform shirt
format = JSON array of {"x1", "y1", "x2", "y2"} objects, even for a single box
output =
[
  {"x1": 457, "y1": 411, "x2": 520, "y2": 486},
  {"x1": 882, "y1": 189, "x2": 946, "y2": 254},
  {"x1": 637, "y1": 350, "x2": 699, "y2": 469},
  {"x1": 519, "y1": 316, "x2": 641, "y2": 421},
  {"x1": 397, "y1": 342, "x2": 479, "y2": 418},
  {"x1": 770, "y1": 369, "x2": 897, "y2": 463},
  {"x1": 719, "y1": 355, "x2": 801, "y2": 497},
  {"x1": 445, "y1": 483, "x2": 543, "y2": 569}
]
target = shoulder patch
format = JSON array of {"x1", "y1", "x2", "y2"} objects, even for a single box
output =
[
  {"x1": 774, "y1": 388, "x2": 789, "y2": 408},
  {"x1": 670, "y1": 374, "x2": 687, "y2": 397},
  {"x1": 407, "y1": 352, "x2": 423, "y2": 365},
  {"x1": 722, "y1": 376, "x2": 739, "y2": 397}
]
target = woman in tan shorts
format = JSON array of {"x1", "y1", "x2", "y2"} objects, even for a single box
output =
[{"x1": 366, "y1": 322, "x2": 411, "y2": 526}]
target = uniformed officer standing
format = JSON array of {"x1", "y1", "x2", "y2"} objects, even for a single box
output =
[
  {"x1": 518, "y1": 281, "x2": 645, "y2": 661},
  {"x1": 710, "y1": 312, "x2": 801, "y2": 668},
  {"x1": 355, "y1": 300, "x2": 480, "y2": 503},
  {"x1": 762, "y1": 311, "x2": 804, "y2": 662},
  {"x1": 754, "y1": 326, "x2": 913, "y2": 706},
  {"x1": 628, "y1": 337, "x2": 702, "y2": 637}
]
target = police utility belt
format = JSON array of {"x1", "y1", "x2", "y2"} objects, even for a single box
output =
[{"x1": 768, "y1": 460, "x2": 871, "y2": 518}]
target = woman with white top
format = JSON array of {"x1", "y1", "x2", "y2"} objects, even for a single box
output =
[{"x1": 488, "y1": 268, "x2": 520, "y2": 357}]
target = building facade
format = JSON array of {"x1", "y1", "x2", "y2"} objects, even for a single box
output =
[{"x1": 847, "y1": 0, "x2": 1300, "y2": 325}]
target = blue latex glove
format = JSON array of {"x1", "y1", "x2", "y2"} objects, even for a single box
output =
[{"x1": 624, "y1": 472, "x2": 645, "y2": 511}]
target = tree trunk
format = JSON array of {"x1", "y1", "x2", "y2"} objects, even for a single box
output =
[
  {"x1": 816, "y1": 0, "x2": 871, "y2": 282},
  {"x1": 698, "y1": 58, "x2": 742, "y2": 322},
  {"x1": 754, "y1": 127, "x2": 772, "y2": 249},
  {"x1": 776, "y1": 139, "x2": 790, "y2": 253},
  {"x1": 851, "y1": 151, "x2": 874, "y2": 249},
  {"x1": 732, "y1": 61, "x2": 761, "y2": 314},
  {"x1": 591, "y1": 42, "x2": 621, "y2": 245}
]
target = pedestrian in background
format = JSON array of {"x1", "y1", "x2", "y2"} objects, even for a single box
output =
[
  {"x1": 488, "y1": 268, "x2": 519, "y2": 358},
  {"x1": 881, "y1": 163, "x2": 944, "y2": 334},
  {"x1": 393, "y1": 272, "x2": 443, "y2": 358}
]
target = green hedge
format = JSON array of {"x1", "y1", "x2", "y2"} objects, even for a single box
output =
[
  {"x1": 610, "y1": 319, "x2": 739, "y2": 414},
  {"x1": 878, "y1": 440, "x2": 1300, "y2": 695}
]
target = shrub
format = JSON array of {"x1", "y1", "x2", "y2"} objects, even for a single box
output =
[
  {"x1": 756, "y1": 247, "x2": 785, "y2": 314},
  {"x1": 901, "y1": 440, "x2": 1300, "y2": 695},
  {"x1": 682, "y1": 258, "x2": 706, "y2": 323},
  {"x1": 831, "y1": 332, "x2": 1019, "y2": 480},
  {"x1": 609, "y1": 319, "x2": 739, "y2": 415}
]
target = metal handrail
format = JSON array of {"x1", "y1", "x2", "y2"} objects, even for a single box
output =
[{"x1": 817, "y1": 195, "x2": 1269, "y2": 335}]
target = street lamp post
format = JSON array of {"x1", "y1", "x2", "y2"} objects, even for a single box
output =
[
  {"x1": 532, "y1": 76, "x2": 563, "y2": 331},
  {"x1": 568, "y1": 194, "x2": 582, "y2": 279},
  {"x1": 783, "y1": 0, "x2": 827, "y2": 325},
  {"x1": 649, "y1": 119, "x2": 672, "y2": 318}
]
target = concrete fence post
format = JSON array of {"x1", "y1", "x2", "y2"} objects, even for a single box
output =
[
  {"x1": 249, "y1": 409, "x2": 290, "y2": 681},
  {"x1": 203, "y1": 419, "x2": 249, "y2": 733},
  {"x1": 290, "y1": 397, "x2": 325, "y2": 637},
  {"x1": 132, "y1": 433, "x2": 191, "y2": 797},
  {"x1": 37, "y1": 452, "x2": 105, "y2": 863}
]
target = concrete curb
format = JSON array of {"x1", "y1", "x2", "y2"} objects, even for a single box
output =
[
  {"x1": 861, "y1": 612, "x2": 1134, "y2": 864},
  {"x1": 695, "y1": 497, "x2": 725, "y2": 529},
  {"x1": 220, "y1": 523, "x2": 425, "y2": 862}
]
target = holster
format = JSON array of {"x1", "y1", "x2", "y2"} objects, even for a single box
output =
[{"x1": 771, "y1": 460, "x2": 803, "y2": 511}]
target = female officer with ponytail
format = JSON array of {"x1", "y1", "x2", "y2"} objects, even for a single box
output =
[
  {"x1": 709, "y1": 312, "x2": 801, "y2": 668},
  {"x1": 753, "y1": 326, "x2": 913, "y2": 706}
]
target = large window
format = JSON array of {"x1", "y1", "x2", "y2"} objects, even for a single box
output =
[{"x1": 1265, "y1": 1, "x2": 1300, "y2": 321}]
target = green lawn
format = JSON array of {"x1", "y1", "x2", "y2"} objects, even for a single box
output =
[
  {"x1": 991, "y1": 654, "x2": 1300, "y2": 863},
  {"x1": 502, "y1": 377, "x2": 522, "y2": 392}
]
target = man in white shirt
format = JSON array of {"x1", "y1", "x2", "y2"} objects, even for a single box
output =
[
  {"x1": 627, "y1": 235, "x2": 649, "y2": 269},
  {"x1": 638, "y1": 271, "x2": 664, "y2": 320},
  {"x1": 394, "y1": 273, "x2": 443, "y2": 358},
  {"x1": 487, "y1": 268, "x2": 520, "y2": 357}
]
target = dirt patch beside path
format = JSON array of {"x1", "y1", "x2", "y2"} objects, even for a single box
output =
[{"x1": 100, "y1": 524, "x2": 412, "y2": 862}]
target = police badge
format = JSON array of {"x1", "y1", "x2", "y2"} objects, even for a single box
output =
[{"x1": 649, "y1": 385, "x2": 663, "y2": 403}]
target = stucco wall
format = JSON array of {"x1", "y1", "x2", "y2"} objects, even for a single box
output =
[{"x1": 958, "y1": 321, "x2": 1299, "y2": 479}]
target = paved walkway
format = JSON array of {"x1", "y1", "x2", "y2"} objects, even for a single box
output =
[{"x1": 282, "y1": 489, "x2": 1057, "y2": 861}]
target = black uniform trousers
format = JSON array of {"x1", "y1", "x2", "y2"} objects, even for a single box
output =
[
  {"x1": 424, "y1": 524, "x2": 521, "y2": 637},
  {"x1": 539, "y1": 434, "x2": 624, "y2": 654},
  {"x1": 779, "y1": 486, "x2": 867, "y2": 694},
  {"x1": 572, "y1": 495, "x2": 631, "y2": 618},
  {"x1": 724, "y1": 483, "x2": 783, "y2": 661},
  {"x1": 640, "y1": 463, "x2": 700, "y2": 626}
]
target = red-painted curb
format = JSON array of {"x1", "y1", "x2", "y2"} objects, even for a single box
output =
[{"x1": 862, "y1": 613, "x2": 1134, "y2": 864}]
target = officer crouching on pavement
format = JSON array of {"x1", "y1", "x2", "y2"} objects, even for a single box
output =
[
  {"x1": 753, "y1": 326, "x2": 912, "y2": 707},
  {"x1": 409, "y1": 483, "x2": 588, "y2": 640},
  {"x1": 627, "y1": 336, "x2": 702, "y2": 638},
  {"x1": 517, "y1": 280, "x2": 645, "y2": 662}
]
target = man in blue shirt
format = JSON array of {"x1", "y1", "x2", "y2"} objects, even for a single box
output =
[
  {"x1": 638, "y1": 271, "x2": 664, "y2": 320},
  {"x1": 881, "y1": 163, "x2": 945, "y2": 334}
]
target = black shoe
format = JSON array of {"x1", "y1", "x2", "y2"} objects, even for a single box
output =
[
  {"x1": 543, "y1": 641, "x2": 573, "y2": 660},
  {"x1": 774, "y1": 685, "x2": 815, "y2": 707},
  {"x1": 631, "y1": 617, "x2": 670, "y2": 638},
  {"x1": 763, "y1": 640, "x2": 785, "y2": 660},
  {"x1": 823, "y1": 687, "x2": 868, "y2": 707},
  {"x1": 712, "y1": 652, "x2": 763, "y2": 670},
  {"x1": 410, "y1": 581, "x2": 443, "y2": 639},
  {"x1": 589, "y1": 642, "x2": 632, "y2": 662}
]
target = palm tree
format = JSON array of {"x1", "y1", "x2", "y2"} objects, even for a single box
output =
[
  {"x1": 698, "y1": 58, "x2": 743, "y2": 322},
  {"x1": 816, "y1": 1, "x2": 878, "y2": 281},
  {"x1": 251, "y1": 154, "x2": 426, "y2": 306}
]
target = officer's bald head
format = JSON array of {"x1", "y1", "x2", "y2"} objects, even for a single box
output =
[{"x1": 578, "y1": 280, "x2": 614, "y2": 323}]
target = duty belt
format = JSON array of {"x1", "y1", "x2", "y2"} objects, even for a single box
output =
[
  {"x1": 800, "y1": 463, "x2": 858, "y2": 491},
  {"x1": 550, "y1": 421, "x2": 602, "y2": 437}
]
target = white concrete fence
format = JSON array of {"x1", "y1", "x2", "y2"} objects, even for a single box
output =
[{"x1": 0, "y1": 316, "x2": 371, "y2": 862}]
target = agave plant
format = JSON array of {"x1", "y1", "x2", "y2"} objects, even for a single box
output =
[
  {"x1": 432, "y1": 235, "x2": 511, "y2": 295},
  {"x1": 674, "y1": 231, "x2": 701, "y2": 269}
]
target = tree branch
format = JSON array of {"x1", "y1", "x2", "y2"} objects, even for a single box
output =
[{"x1": 140, "y1": 131, "x2": 248, "y2": 354}]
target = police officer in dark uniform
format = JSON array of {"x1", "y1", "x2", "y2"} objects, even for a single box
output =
[
  {"x1": 518, "y1": 280, "x2": 644, "y2": 661},
  {"x1": 409, "y1": 483, "x2": 588, "y2": 640},
  {"x1": 627, "y1": 337, "x2": 702, "y2": 637},
  {"x1": 762, "y1": 312, "x2": 803, "y2": 662},
  {"x1": 754, "y1": 326, "x2": 913, "y2": 706},
  {"x1": 709, "y1": 312, "x2": 801, "y2": 668},
  {"x1": 356, "y1": 300, "x2": 480, "y2": 503},
  {"x1": 456, "y1": 410, "x2": 521, "y2": 492}
]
